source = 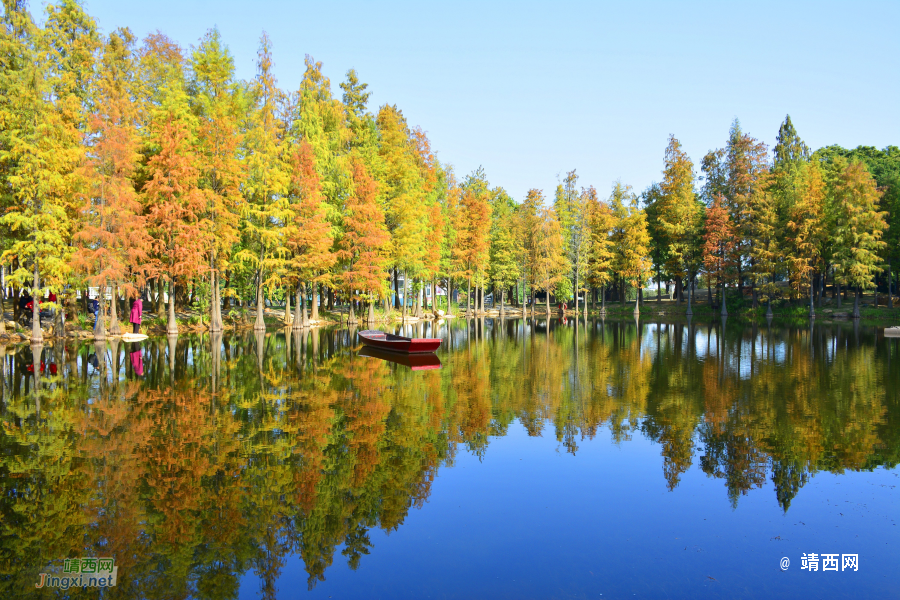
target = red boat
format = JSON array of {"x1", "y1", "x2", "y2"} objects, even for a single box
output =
[
  {"x1": 359, "y1": 346, "x2": 442, "y2": 370},
  {"x1": 358, "y1": 330, "x2": 442, "y2": 354}
]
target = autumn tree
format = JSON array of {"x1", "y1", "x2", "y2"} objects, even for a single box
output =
[
  {"x1": 140, "y1": 34, "x2": 207, "y2": 335},
  {"x1": 518, "y1": 188, "x2": 542, "y2": 315},
  {"x1": 452, "y1": 171, "x2": 492, "y2": 316},
  {"x1": 586, "y1": 187, "x2": 615, "y2": 312},
  {"x1": 338, "y1": 159, "x2": 389, "y2": 323},
  {"x1": 553, "y1": 170, "x2": 578, "y2": 303},
  {"x1": 0, "y1": 0, "x2": 91, "y2": 343},
  {"x1": 188, "y1": 28, "x2": 244, "y2": 331},
  {"x1": 489, "y1": 188, "x2": 521, "y2": 316},
  {"x1": 293, "y1": 55, "x2": 350, "y2": 315},
  {"x1": 642, "y1": 182, "x2": 670, "y2": 303},
  {"x1": 72, "y1": 28, "x2": 150, "y2": 338},
  {"x1": 237, "y1": 33, "x2": 290, "y2": 331},
  {"x1": 286, "y1": 140, "x2": 335, "y2": 327},
  {"x1": 533, "y1": 207, "x2": 568, "y2": 315},
  {"x1": 785, "y1": 161, "x2": 826, "y2": 316},
  {"x1": 616, "y1": 187, "x2": 651, "y2": 314},
  {"x1": 830, "y1": 159, "x2": 887, "y2": 318},
  {"x1": 377, "y1": 104, "x2": 427, "y2": 319},
  {"x1": 658, "y1": 135, "x2": 703, "y2": 313},
  {"x1": 702, "y1": 195, "x2": 736, "y2": 315},
  {"x1": 410, "y1": 126, "x2": 445, "y2": 317},
  {"x1": 746, "y1": 183, "x2": 781, "y2": 316}
]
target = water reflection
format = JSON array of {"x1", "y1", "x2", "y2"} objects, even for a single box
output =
[
  {"x1": 0, "y1": 319, "x2": 897, "y2": 597},
  {"x1": 358, "y1": 346, "x2": 442, "y2": 370}
]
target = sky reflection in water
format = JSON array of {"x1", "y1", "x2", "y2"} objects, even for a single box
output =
[{"x1": 0, "y1": 317, "x2": 897, "y2": 599}]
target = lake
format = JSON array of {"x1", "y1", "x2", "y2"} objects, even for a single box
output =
[{"x1": 0, "y1": 317, "x2": 897, "y2": 599}]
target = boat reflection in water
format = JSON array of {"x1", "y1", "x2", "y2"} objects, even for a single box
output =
[{"x1": 358, "y1": 344, "x2": 442, "y2": 370}]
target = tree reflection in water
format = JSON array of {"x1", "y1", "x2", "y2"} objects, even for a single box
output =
[{"x1": 0, "y1": 319, "x2": 897, "y2": 597}]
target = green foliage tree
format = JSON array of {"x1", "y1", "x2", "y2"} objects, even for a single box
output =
[
  {"x1": 830, "y1": 159, "x2": 888, "y2": 317},
  {"x1": 237, "y1": 33, "x2": 290, "y2": 331}
]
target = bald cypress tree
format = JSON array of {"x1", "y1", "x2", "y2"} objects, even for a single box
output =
[
  {"x1": 773, "y1": 115, "x2": 810, "y2": 170},
  {"x1": 830, "y1": 159, "x2": 888, "y2": 318}
]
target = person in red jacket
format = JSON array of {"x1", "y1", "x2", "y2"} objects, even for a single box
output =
[{"x1": 129, "y1": 297, "x2": 143, "y2": 334}]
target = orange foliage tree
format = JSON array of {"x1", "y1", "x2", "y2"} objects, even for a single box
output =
[
  {"x1": 338, "y1": 160, "x2": 390, "y2": 323},
  {"x1": 702, "y1": 194, "x2": 736, "y2": 314},
  {"x1": 287, "y1": 140, "x2": 335, "y2": 327},
  {"x1": 72, "y1": 29, "x2": 150, "y2": 338},
  {"x1": 140, "y1": 34, "x2": 207, "y2": 335}
]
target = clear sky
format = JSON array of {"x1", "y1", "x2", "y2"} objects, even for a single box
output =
[{"x1": 73, "y1": 0, "x2": 899, "y2": 203}]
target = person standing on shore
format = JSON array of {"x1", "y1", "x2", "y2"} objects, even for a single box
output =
[{"x1": 130, "y1": 297, "x2": 142, "y2": 334}]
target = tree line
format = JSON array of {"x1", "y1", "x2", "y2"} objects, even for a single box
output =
[{"x1": 1, "y1": 0, "x2": 897, "y2": 344}]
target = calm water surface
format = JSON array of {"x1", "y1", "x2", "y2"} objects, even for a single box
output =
[{"x1": 0, "y1": 318, "x2": 897, "y2": 599}]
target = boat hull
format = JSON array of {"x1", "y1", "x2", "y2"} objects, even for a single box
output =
[{"x1": 358, "y1": 330, "x2": 442, "y2": 353}]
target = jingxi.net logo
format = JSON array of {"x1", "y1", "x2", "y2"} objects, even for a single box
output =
[{"x1": 35, "y1": 557, "x2": 117, "y2": 589}]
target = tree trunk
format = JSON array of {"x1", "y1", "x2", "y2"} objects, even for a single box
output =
[
  {"x1": 293, "y1": 283, "x2": 304, "y2": 330},
  {"x1": 809, "y1": 271, "x2": 816, "y2": 318},
  {"x1": 448, "y1": 279, "x2": 454, "y2": 315},
  {"x1": 634, "y1": 286, "x2": 640, "y2": 315},
  {"x1": 545, "y1": 284, "x2": 550, "y2": 315},
  {"x1": 223, "y1": 271, "x2": 232, "y2": 310},
  {"x1": 601, "y1": 285, "x2": 606, "y2": 312},
  {"x1": 686, "y1": 272, "x2": 693, "y2": 316},
  {"x1": 210, "y1": 258, "x2": 223, "y2": 333},
  {"x1": 721, "y1": 281, "x2": 728, "y2": 317},
  {"x1": 0, "y1": 288, "x2": 5, "y2": 335},
  {"x1": 466, "y1": 277, "x2": 472, "y2": 317},
  {"x1": 416, "y1": 282, "x2": 423, "y2": 318},
  {"x1": 402, "y1": 272, "x2": 409, "y2": 321},
  {"x1": 94, "y1": 288, "x2": 107, "y2": 340},
  {"x1": 500, "y1": 287, "x2": 505, "y2": 317},
  {"x1": 157, "y1": 279, "x2": 166, "y2": 320},
  {"x1": 284, "y1": 287, "x2": 291, "y2": 327},
  {"x1": 168, "y1": 275, "x2": 180, "y2": 335},
  {"x1": 707, "y1": 284, "x2": 713, "y2": 305},
  {"x1": 574, "y1": 271, "x2": 579, "y2": 315},
  {"x1": 888, "y1": 260, "x2": 894, "y2": 310},
  {"x1": 393, "y1": 269, "x2": 401, "y2": 309},
  {"x1": 311, "y1": 283, "x2": 320, "y2": 323},
  {"x1": 254, "y1": 271, "x2": 266, "y2": 331},
  {"x1": 675, "y1": 276, "x2": 683, "y2": 304},
  {"x1": 852, "y1": 286, "x2": 861, "y2": 319},
  {"x1": 837, "y1": 281, "x2": 842, "y2": 308},
  {"x1": 30, "y1": 262, "x2": 42, "y2": 345},
  {"x1": 109, "y1": 282, "x2": 122, "y2": 335}
]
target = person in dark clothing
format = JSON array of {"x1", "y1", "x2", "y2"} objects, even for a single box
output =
[
  {"x1": 19, "y1": 292, "x2": 32, "y2": 312},
  {"x1": 88, "y1": 296, "x2": 100, "y2": 328}
]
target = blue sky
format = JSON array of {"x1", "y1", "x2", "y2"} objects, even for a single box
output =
[{"x1": 75, "y1": 0, "x2": 899, "y2": 202}]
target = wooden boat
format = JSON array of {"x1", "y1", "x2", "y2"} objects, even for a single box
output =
[
  {"x1": 359, "y1": 346, "x2": 441, "y2": 370},
  {"x1": 358, "y1": 329, "x2": 442, "y2": 354},
  {"x1": 884, "y1": 326, "x2": 900, "y2": 338}
]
